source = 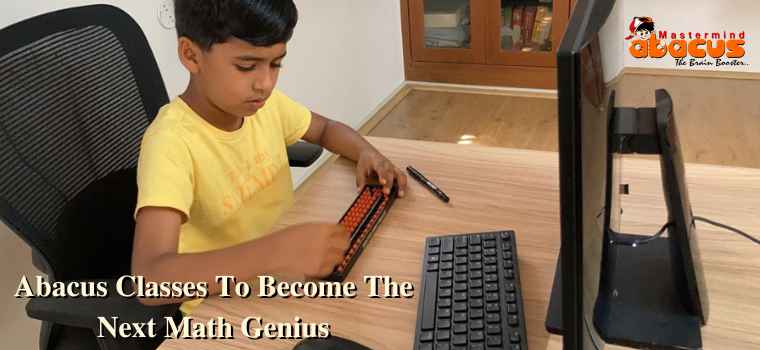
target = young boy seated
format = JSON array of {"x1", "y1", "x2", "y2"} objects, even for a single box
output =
[{"x1": 131, "y1": 0, "x2": 407, "y2": 315}]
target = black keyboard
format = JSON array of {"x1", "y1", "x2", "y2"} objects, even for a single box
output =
[{"x1": 414, "y1": 231, "x2": 528, "y2": 350}]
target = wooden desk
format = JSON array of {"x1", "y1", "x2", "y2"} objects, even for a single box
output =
[{"x1": 159, "y1": 137, "x2": 760, "y2": 350}]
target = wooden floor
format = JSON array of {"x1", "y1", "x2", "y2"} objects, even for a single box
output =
[
  {"x1": 368, "y1": 85, "x2": 760, "y2": 169},
  {"x1": 369, "y1": 90, "x2": 559, "y2": 152}
]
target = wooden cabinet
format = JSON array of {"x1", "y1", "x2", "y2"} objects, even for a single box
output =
[{"x1": 401, "y1": 0, "x2": 572, "y2": 89}]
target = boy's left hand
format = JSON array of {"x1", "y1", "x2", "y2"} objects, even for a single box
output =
[{"x1": 356, "y1": 150, "x2": 407, "y2": 197}]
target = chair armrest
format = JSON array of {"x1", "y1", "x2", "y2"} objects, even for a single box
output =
[
  {"x1": 26, "y1": 288, "x2": 178, "y2": 330},
  {"x1": 287, "y1": 141, "x2": 323, "y2": 167}
]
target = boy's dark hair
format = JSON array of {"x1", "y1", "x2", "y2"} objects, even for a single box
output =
[{"x1": 175, "y1": 0, "x2": 298, "y2": 50}]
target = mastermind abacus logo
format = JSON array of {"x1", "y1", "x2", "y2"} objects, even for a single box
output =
[{"x1": 625, "y1": 16, "x2": 748, "y2": 68}]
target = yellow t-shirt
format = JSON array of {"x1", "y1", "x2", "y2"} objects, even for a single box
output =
[{"x1": 135, "y1": 89, "x2": 311, "y2": 315}]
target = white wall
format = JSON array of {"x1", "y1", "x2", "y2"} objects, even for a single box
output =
[
  {"x1": 617, "y1": 0, "x2": 756, "y2": 73},
  {"x1": 599, "y1": 0, "x2": 626, "y2": 82},
  {"x1": 0, "y1": 2, "x2": 403, "y2": 348}
]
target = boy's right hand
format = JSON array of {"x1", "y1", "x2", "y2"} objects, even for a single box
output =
[{"x1": 280, "y1": 223, "x2": 350, "y2": 278}]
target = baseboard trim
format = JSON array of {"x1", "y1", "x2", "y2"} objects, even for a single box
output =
[
  {"x1": 610, "y1": 67, "x2": 760, "y2": 82},
  {"x1": 406, "y1": 81, "x2": 557, "y2": 99}
]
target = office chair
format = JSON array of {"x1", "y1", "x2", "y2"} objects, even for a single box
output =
[{"x1": 0, "y1": 5, "x2": 322, "y2": 350}]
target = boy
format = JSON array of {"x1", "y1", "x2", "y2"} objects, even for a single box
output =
[{"x1": 131, "y1": 0, "x2": 407, "y2": 315}]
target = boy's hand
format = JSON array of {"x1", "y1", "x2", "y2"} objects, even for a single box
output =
[
  {"x1": 356, "y1": 150, "x2": 407, "y2": 197},
  {"x1": 282, "y1": 223, "x2": 350, "y2": 278}
]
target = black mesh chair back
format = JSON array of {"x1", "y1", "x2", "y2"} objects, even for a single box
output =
[{"x1": 0, "y1": 5, "x2": 168, "y2": 283}]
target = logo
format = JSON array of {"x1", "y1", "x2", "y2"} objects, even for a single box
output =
[{"x1": 625, "y1": 16, "x2": 748, "y2": 68}]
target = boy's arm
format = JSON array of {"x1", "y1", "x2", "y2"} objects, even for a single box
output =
[
  {"x1": 131, "y1": 207, "x2": 348, "y2": 305},
  {"x1": 302, "y1": 112, "x2": 407, "y2": 196}
]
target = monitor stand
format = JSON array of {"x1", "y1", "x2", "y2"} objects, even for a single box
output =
[{"x1": 545, "y1": 90, "x2": 704, "y2": 349}]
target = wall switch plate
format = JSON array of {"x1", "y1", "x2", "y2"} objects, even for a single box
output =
[{"x1": 158, "y1": 0, "x2": 175, "y2": 29}]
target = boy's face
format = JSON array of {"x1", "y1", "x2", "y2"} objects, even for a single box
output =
[{"x1": 182, "y1": 37, "x2": 286, "y2": 118}]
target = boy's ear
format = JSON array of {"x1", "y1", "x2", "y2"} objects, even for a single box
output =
[{"x1": 178, "y1": 37, "x2": 203, "y2": 74}]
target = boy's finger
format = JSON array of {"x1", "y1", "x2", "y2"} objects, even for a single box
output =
[
  {"x1": 356, "y1": 166, "x2": 366, "y2": 190},
  {"x1": 396, "y1": 168, "x2": 408, "y2": 197}
]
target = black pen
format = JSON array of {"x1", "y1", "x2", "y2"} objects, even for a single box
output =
[{"x1": 406, "y1": 166, "x2": 450, "y2": 203}]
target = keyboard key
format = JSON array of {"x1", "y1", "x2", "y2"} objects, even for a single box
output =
[
  {"x1": 429, "y1": 255, "x2": 440, "y2": 263},
  {"x1": 483, "y1": 240, "x2": 496, "y2": 248},
  {"x1": 485, "y1": 283, "x2": 498, "y2": 292},
  {"x1": 421, "y1": 270, "x2": 438, "y2": 330},
  {"x1": 455, "y1": 265, "x2": 467, "y2": 273},
  {"x1": 503, "y1": 260, "x2": 513, "y2": 268},
  {"x1": 484, "y1": 257, "x2": 497, "y2": 265},
  {"x1": 469, "y1": 236, "x2": 481, "y2": 245},
  {"x1": 486, "y1": 293, "x2": 499, "y2": 302},
  {"x1": 453, "y1": 325, "x2": 467, "y2": 335},
  {"x1": 507, "y1": 303, "x2": 517, "y2": 314},
  {"x1": 455, "y1": 236, "x2": 467, "y2": 248},
  {"x1": 455, "y1": 248, "x2": 467, "y2": 257},
  {"x1": 483, "y1": 234, "x2": 496, "y2": 241},
  {"x1": 510, "y1": 331, "x2": 521, "y2": 343},
  {"x1": 485, "y1": 274, "x2": 498, "y2": 282},
  {"x1": 506, "y1": 293, "x2": 516, "y2": 303},
  {"x1": 484, "y1": 265, "x2": 497, "y2": 274},
  {"x1": 502, "y1": 242, "x2": 512, "y2": 251},
  {"x1": 500, "y1": 232, "x2": 511, "y2": 241},
  {"x1": 486, "y1": 303, "x2": 500, "y2": 313},
  {"x1": 441, "y1": 253, "x2": 453, "y2": 262},
  {"x1": 441, "y1": 270, "x2": 453, "y2": 279},
  {"x1": 420, "y1": 330, "x2": 434, "y2": 342},
  {"x1": 470, "y1": 253, "x2": 482, "y2": 261},
  {"x1": 430, "y1": 247, "x2": 440, "y2": 255},
  {"x1": 470, "y1": 309, "x2": 484, "y2": 319},
  {"x1": 470, "y1": 279, "x2": 483, "y2": 288},
  {"x1": 437, "y1": 330, "x2": 450, "y2": 341},
  {"x1": 470, "y1": 288, "x2": 483, "y2": 298},
  {"x1": 452, "y1": 334, "x2": 467, "y2": 345},
  {"x1": 508, "y1": 315, "x2": 518, "y2": 326},
  {"x1": 437, "y1": 319, "x2": 451, "y2": 329},
  {"x1": 469, "y1": 271, "x2": 482, "y2": 279},
  {"x1": 470, "y1": 320, "x2": 484, "y2": 330},
  {"x1": 453, "y1": 303, "x2": 467, "y2": 312},
  {"x1": 438, "y1": 298, "x2": 451, "y2": 307},
  {"x1": 454, "y1": 292, "x2": 467, "y2": 302},
  {"x1": 454, "y1": 283, "x2": 467, "y2": 292},
  {"x1": 455, "y1": 274, "x2": 467, "y2": 282},
  {"x1": 438, "y1": 308, "x2": 451, "y2": 318},
  {"x1": 436, "y1": 344, "x2": 449, "y2": 350},
  {"x1": 469, "y1": 344, "x2": 484, "y2": 350},
  {"x1": 505, "y1": 269, "x2": 515, "y2": 279},
  {"x1": 469, "y1": 245, "x2": 481, "y2": 253},
  {"x1": 439, "y1": 288, "x2": 452, "y2": 297},
  {"x1": 469, "y1": 299, "x2": 483, "y2": 308},
  {"x1": 486, "y1": 336, "x2": 502, "y2": 346},
  {"x1": 483, "y1": 248, "x2": 496, "y2": 256},
  {"x1": 440, "y1": 262, "x2": 453, "y2": 270},
  {"x1": 427, "y1": 263, "x2": 438, "y2": 272},
  {"x1": 503, "y1": 251, "x2": 513, "y2": 260},
  {"x1": 440, "y1": 279, "x2": 452, "y2": 288},
  {"x1": 429, "y1": 237, "x2": 441, "y2": 247},
  {"x1": 486, "y1": 324, "x2": 501, "y2": 335},
  {"x1": 419, "y1": 343, "x2": 432, "y2": 350},
  {"x1": 486, "y1": 313, "x2": 500, "y2": 324},
  {"x1": 470, "y1": 330, "x2": 485, "y2": 342},
  {"x1": 469, "y1": 262, "x2": 482, "y2": 270},
  {"x1": 511, "y1": 345, "x2": 522, "y2": 350},
  {"x1": 453, "y1": 312, "x2": 467, "y2": 323},
  {"x1": 505, "y1": 282, "x2": 515, "y2": 292},
  {"x1": 455, "y1": 256, "x2": 467, "y2": 265},
  {"x1": 441, "y1": 237, "x2": 453, "y2": 253}
]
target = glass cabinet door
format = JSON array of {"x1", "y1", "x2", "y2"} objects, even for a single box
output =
[
  {"x1": 409, "y1": 0, "x2": 486, "y2": 64},
  {"x1": 486, "y1": 0, "x2": 569, "y2": 67}
]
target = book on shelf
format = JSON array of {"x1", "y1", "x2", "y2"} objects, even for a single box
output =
[
  {"x1": 532, "y1": 6, "x2": 553, "y2": 47},
  {"x1": 522, "y1": 6, "x2": 537, "y2": 48},
  {"x1": 511, "y1": 5, "x2": 524, "y2": 49}
]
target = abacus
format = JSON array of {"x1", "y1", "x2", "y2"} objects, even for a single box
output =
[{"x1": 326, "y1": 184, "x2": 398, "y2": 282}]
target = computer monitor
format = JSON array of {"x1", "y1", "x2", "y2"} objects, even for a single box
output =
[{"x1": 545, "y1": 0, "x2": 709, "y2": 349}]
